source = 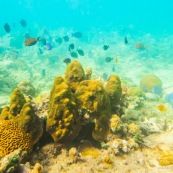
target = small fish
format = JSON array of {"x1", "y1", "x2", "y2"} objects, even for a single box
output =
[
  {"x1": 124, "y1": 37, "x2": 128, "y2": 44},
  {"x1": 63, "y1": 35, "x2": 69, "y2": 42},
  {"x1": 77, "y1": 49, "x2": 84, "y2": 56},
  {"x1": 41, "y1": 69, "x2": 46, "y2": 78},
  {"x1": 20, "y1": 19, "x2": 27, "y2": 27},
  {"x1": 68, "y1": 43, "x2": 75, "y2": 51},
  {"x1": 157, "y1": 104, "x2": 167, "y2": 112},
  {"x1": 112, "y1": 65, "x2": 115, "y2": 72},
  {"x1": 70, "y1": 51, "x2": 78, "y2": 58},
  {"x1": 55, "y1": 37, "x2": 63, "y2": 44},
  {"x1": 72, "y1": 32, "x2": 82, "y2": 38},
  {"x1": 24, "y1": 37, "x2": 39, "y2": 46},
  {"x1": 105, "y1": 57, "x2": 113, "y2": 62},
  {"x1": 4, "y1": 23, "x2": 11, "y2": 33},
  {"x1": 103, "y1": 45, "x2": 109, "y2": 50},
  {"x1": 45, "y1": 43, "x2": 52, "y2": 50},
  {"x1": 63, "y1": 58, "x2": 71, "y2": 65}
]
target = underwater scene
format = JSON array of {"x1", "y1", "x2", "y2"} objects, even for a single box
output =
[{"x1": 1, "y1": 0, "x2": 173, "y2": 172}]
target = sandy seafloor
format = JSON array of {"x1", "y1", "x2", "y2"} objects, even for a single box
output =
[{"x1": 1, "y1": 28, "x2": 173, "y2": 172}]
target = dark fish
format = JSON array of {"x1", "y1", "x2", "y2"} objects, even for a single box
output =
[
  {"x1": 55, "y1": 37, "x2": 63, "y2": 44},
  {"x1": 124, "y1": 37, "x2": 128, "y2": 44},
  {"x1": 72, "y1": 32, "x2": 82, "y2": 38},
  {"x1": 77, "y1": 49, "x2": 84, "y2": 56},
  {"x1": 112, "y1": 65, "x2": 115, "y2": 72},
  {"x1": 63, "y1": 35, "x2": 69, "y2": 42},
  {"x1": 105, "y1": 57, "x2": 113, "y2": 62},
  {"x1": 63, "y1": 58, "x2": 71, "y2": 65},
  {"x1": 4, "y1": 23, "x2": 11, "y2": 33},
  {"x1": 20, "y1": 19, "x2": 27, "y2": 27},
  {"x1": 70, "y1": 51, "x2": 78, "y2": 58},
  {"x1": 103, "y1": 73, "x2": 108, "y2": 81},
  {"x1": 24, "y1": 37, "x2": 39, "y2": 46},
  {"x1": 103, "y1": 45, "x2": 109, "y2": 50},
  {"x1": 68, "y1": 43, "x2": 75, "y2": 51},
  {"x1": 42, "y1": 69, "x2": 46, "y2": 78}
]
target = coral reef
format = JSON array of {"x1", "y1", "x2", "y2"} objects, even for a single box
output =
[
  {"x1": 76, "y1": 80, "x2": 111, "y2": 141},
  {"x1": 46, "y1": 76, "x2": 81, "y2": 143},
  {"x1": 64, "y1": 60, "x2": 85, "y2": 92},
  {"x1": 105, "y1": 74, "x2": 122, "y2": 111},
  {"x1": 0, "y1": 88, "x2": 43, "y2": 154},
  {"x1": 18, "y1": 80, "x2": 36, "y2": 97},
  {"x1": 140, "y1": 74, "x2": 162, "y2": 94}
]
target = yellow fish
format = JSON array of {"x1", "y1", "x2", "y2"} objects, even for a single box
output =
[{"x1": 157, "y1": 104, "x2": 167, "y2": 112}]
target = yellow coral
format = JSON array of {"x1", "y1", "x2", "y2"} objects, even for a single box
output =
[
  {"x1": 9, "y1": 88, "x2": 26, "y2": 117},
  {"x1": 80, "y1": 147, "x2": 100, "y2": 158},
  {"x1": 110, "y1": 114, "x2": 122, "y2": 133},
  {"x1": 158, "y1": 150, "x2": 173, "y2": 166},
  {"x1": 64, "y1": 60, "x2": 85, "y2": 92},
  {"x1": 47, "y1": 76, "x2": 81, "y2": 142},
  {"x1": 76, "y1": 80, "x2": 111, "y2": 141},
  {"x1": 105, "y1": 74, "x2": 122, "y2": 111},
  {"x1": 0, "y1": 120, "x2": 32, "y2": 157},
  {"x1": 128, "y1": 123, "x2": 139, "y2": 135},
  {"x1": 0, "y1": 88, "x2": 43, "y2": 147}
]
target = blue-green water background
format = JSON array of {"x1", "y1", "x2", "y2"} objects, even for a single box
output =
[{"x1": 0, "y1": 0, "x2": 173, "y2": 35}]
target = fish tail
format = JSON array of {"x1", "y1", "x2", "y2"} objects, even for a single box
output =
[{"x1": 37, "y1": 37, "x2": 40, "y2": 41}]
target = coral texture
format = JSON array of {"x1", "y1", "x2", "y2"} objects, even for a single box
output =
[
  {"x1": 105, "y1": 74, "x2": 122, "y2": 111},
  {"x1": 64, "y1": 60, "x2": 85, "y2": 92},
  {"x1": 0, "y1": 120, "x2": 31, "y2": 158},
  {"x1": 0, "y1": 88, "x2": 43, "y2": 151},
  {"x1": 46, "y1": 76, "x2": 81, "y2": 142},
  {"x1": 76, "y1": 80, "x2": 111, "y2": 141}
]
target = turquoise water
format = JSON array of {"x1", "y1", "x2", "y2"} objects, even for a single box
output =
[
  {"x1": 1, "y1": 0, "x2": 173, "y2": 33},
  {"x1": 0, "y1": 0, "x2": 173, "y2": 105}
]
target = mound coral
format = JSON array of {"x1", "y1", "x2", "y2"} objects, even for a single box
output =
[
  {"x1": 105, "y1": 74, "x2": 122, "y2": 111},
  {"x1": 64, "y1": 60, "x2": 85, "y2": 92},
  {"x1": 75, "y1": 80, "x2": 111, "y2": 141},
  {"x1": 46, "y1": 76, "x2": 81, "y2": 142},
  {"x1": 0, "y1": 88, "x2": 43, "y2": 150},
  {"x1": 140, "y1": 74, "x2": 162, "y2": 94}
]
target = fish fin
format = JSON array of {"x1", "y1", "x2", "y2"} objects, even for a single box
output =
[{"x1": 37, "y1": 37, "x2": 40, "y2": 41}]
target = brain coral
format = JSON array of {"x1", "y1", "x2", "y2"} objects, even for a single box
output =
[
  {"x1": 0, "y1": 120, "x2": 32, "y2": 158},
  {"x1": 46, "y1": 76, "x2": 81, "y2": 142},
  {"x1": 0, "y1": 88, "x2": 43, "y2": 146},
  {"x1": 75, "y1": 80, "x2": 111, "y2": 141},
  {"x1": 64, "y1": 60, "x2": 85, "y2": 92},
  {"x1": 105, "y1": 74, "x2": 122, "y2": 111},
  {"x1": 140, "y1": 74, "x2": 162, "y2": 93}
]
